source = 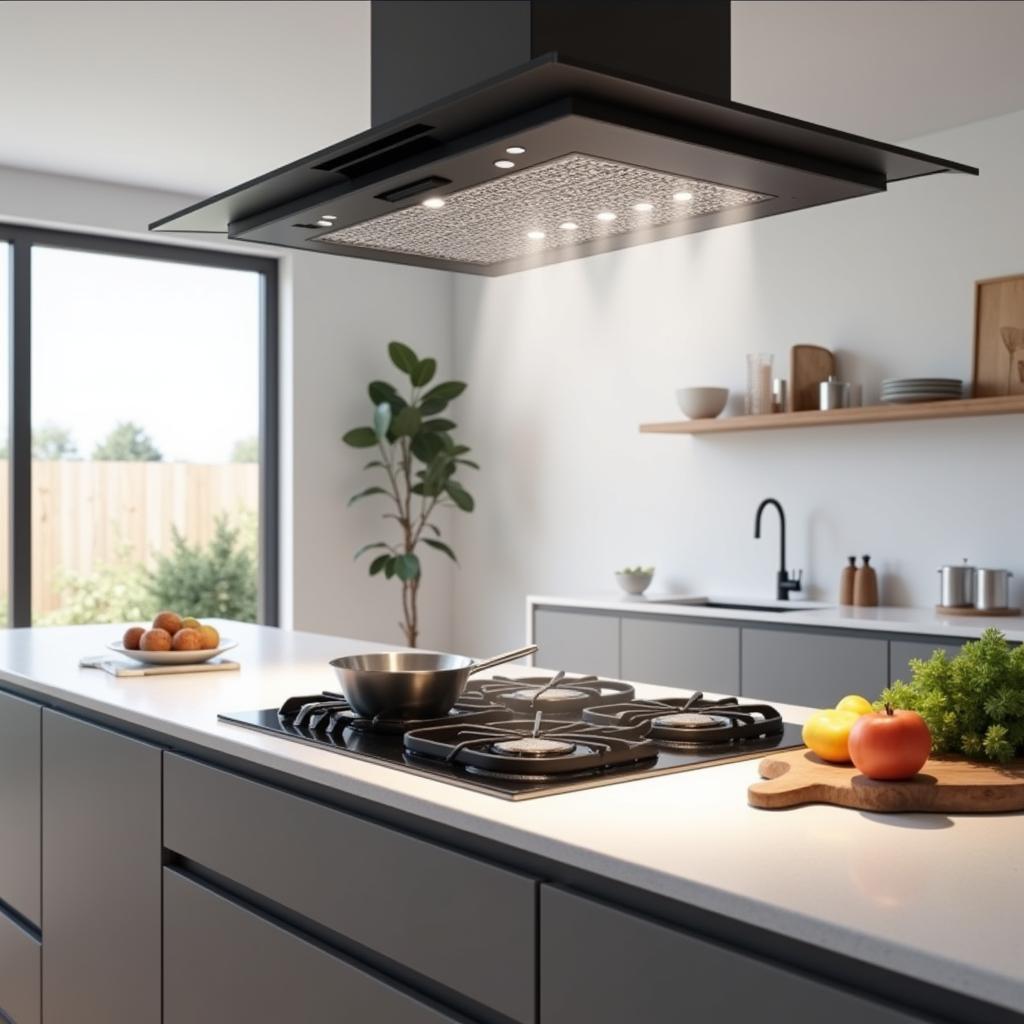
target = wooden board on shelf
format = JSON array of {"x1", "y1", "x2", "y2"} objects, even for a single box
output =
[
  {"x1": 748, "y1": 748, "x2": 1024, "y2": 813},
  {"x1": 936, "y1": 605, "x2": 1021, "y2": 617},
  {"x1": 789, "y1": 344, "x2": 835, "y2": 411},
  {"x1": 640, "y1": 394, "x2": 1024, "y2": 434}
]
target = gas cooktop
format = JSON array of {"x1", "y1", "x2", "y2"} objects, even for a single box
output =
[{"x1": 220, "y1": 673, "x2": 803, "y2": 800}]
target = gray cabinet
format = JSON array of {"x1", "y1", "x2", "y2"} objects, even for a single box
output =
[
  {"x1": 42, "y1": 711, "x2": 161, "y2": 1024},
  {"x1": 890, "y1": 639, "x2": 965, "y2": 684},
  {"x1": 0, "y1": 906, "x2": 40, "y2": 1024},
  {"x1": 742, "y1": 627, "x2": 888, "y2": 705},
  {"x1": 621, "y1": 616, "x2": 740, "y2": 691},
  {"x1": 533, "y1": 608, "x2": 619, "y2": 677},
  {"x1": 0, "y1": 690, "x2": 41, "y2": 927},
  {"x1": 540, "y1": 885, "x2": 928, "y2": 1024},
  {"x1": 164, "y1": 869, "x2": 460, "y2": 1024},
  {"x1": 164, "y1": 753, "x2": 537, "y2": 1024}
]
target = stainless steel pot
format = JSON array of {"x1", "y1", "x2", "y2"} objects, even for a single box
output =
[
  {"x1": 937, "y1": 560, "x2": 976, "y2": 607},
  {"x1": 329, "y1": 644, "x2": 538, "y2": 719},
  {"x1": 976, "y1": 568, "x2": 1013, "y2": 611}
]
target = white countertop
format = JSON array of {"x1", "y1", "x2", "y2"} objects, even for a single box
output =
[
  {"x1": 529, "y1": 593, "x2": 1024, "y2": 642},
  {"x1": 1, "y1": 622, "x2": 1021, "y2": 1013}
]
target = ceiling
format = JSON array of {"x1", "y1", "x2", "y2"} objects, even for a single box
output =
[{"x1": 0, "y1": 1, "x2": 1023, "y2": 198}]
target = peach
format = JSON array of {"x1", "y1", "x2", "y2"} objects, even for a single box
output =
[
  {"x1": 122, "y1": 626, "x2": 145, "y2": 650},
  {"x1": 171, "y1": 628, "x2": 202, "y2": 652},
  {"x1": 197, "y1": 625, "x2": 220, "y2": 650},
  {"x1": 152, "y1": 611, "x2": 182, "y2": 635}
]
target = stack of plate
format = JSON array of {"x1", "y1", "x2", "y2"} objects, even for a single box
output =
[{"x1": 880, "y1": 378, "x2": 963, "y2": 404}]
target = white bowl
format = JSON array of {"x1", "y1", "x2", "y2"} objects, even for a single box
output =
[
  {"x1": 107, "y1": 638, "x2": 237, "y2": 665},
  {"x1": 675, "y1": 387, "x2": 729, "y2": 420},
  {"x1": 615, "y1": 571, "x2": 654, "y2": 596}
]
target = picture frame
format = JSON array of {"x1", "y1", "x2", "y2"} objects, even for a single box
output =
[{"x1": 973, "y1": 274, "x2": 1024, "y2": 398}]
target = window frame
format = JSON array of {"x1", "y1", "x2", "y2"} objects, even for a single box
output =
[{"x1": 0, "y1": 224, "x2": 280, "y2": 627}]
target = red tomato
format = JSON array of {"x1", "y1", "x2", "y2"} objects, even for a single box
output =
[{"x1": 848, "y1": 706, "x2": 932, "y2": 781}]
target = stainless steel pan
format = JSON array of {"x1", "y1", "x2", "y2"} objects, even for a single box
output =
[{"x1": 329, "y1": 644, "x2": 538, "y2": 719}]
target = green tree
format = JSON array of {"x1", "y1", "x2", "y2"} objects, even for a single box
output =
[
  {"x1": 148, "y1": 516, "x2": 257, "y2": 621},
  {"x1": 93, "y1": 421, "x2": 162, "y2": 461},
  {"x1": 33, "y1": 423, "x2": 77, "y2": 460},
  {"x1": 41, "y1": 545, "x2": 152, "y2": 625},
  {"x1": 231, "y1": 436, "x2": 259, "y2": 463}
]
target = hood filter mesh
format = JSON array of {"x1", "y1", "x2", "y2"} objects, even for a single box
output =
[{"x1": 317, "y1": 153, "x2": 772, "y2": 266}]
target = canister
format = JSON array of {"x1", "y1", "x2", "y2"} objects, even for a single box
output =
[
  {"x1": 976, "y1": 568, "x2": 1013, "y2": 611},
  {"x1": 937, "y1": 561, "x2": 976, "y2": 608}
]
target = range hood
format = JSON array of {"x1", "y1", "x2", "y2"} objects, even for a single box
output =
[{"x1": 151, "y1": 0, "x2": 977, "y2": 276}]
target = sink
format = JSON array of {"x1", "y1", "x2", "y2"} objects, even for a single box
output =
[{"x1": 647, "y1": 597, "x2": 832, "y2": 614}]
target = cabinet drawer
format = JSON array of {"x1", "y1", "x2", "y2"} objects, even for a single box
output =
[
  {"x1": 0, "y1": 905, "x2": 40, "y2": 1024},
  {"x1": 890, "y1": 639, "x2": 966, "y2": 684},
  {"x1": 621, "y1": 616, "x2": 739, "y2": 691},
  {"x1": 0, "y1": 690, "x2": 41, "y2": 926},
  {"x1": 164, "y1": 754, "x2": 537, "y2": 1024},
  {"x1": 164, "y1": 869, "x2": 460, "y2": 1024},
  {"x1": 541, "y1": 886, "x2": 928, "y2": 1024},
  {"x1": 533, "y1": 608, "x2": 619, "y2": 677},
  {"x1": 741, "y1": 627, "x2": 888, "y2": 705}
]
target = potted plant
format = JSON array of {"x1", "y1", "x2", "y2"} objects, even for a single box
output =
[{"x1": 342, "y1": 341, "x2": 477, "y2": 647}]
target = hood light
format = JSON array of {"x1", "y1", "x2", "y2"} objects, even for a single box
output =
[
  {"x1": 596, "y1": 211, "x2": 617, "y2": 222},
  {"x1": 673, "y1": 190, "x2": 693, "y2": 202},
  {"x1": 559, "y1": 221, "x2": 579, "y2": 231},
  {"x1": 494, "y1": 159, "x2": 516, "y2": 169},
  {"x1": 633, "y1": 202, "x2": 654, "y2": 212},
  {"x1": 505, "y1": 146, "x2": 526, "y2": 155},
  {"x1": 421, "y1": 197, "x2": 446, "y2": 209},
  {"x1": 526, "y1": 230, "x2": 546, "y2": 240}
]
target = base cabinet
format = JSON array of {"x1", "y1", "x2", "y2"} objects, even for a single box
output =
[
  {"x1": 0, "y1": 907, "x2": 40, "y2": 1024},
  {"x1": 621, "y1": 616, "x2": 739, "y2": 691},
  {"x1": 540, "y1": 885, "x2": 929, "y2": 1024},
  {"x1": 533, "y1": 608, "x2": 619, "y2": 677},
  {"x1": 164, "y1": 870, "x2": 460, "y2": 1024},
  {"x1": 42, "y1": 711, "x2": 162, "y2": 1024}
]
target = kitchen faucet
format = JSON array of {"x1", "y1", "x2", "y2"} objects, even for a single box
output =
[{"x1": 754, "y1": 498, "x2": 803, "y2": 601}]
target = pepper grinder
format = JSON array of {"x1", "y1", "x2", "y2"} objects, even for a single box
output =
[
  {"x1": 853, "y1": 555, "x2": 879, "y2": 607},
  {"x1": 839, "y1": 556, "x2": 857, "y2": 605}
]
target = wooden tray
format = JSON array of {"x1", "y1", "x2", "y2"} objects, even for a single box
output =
[
  {"x1": 748, "y1": 748, "x2": 1024, "y2": 812},
  {"x1": 789, "y1": 344, "x2": 835, "y2": 412},
  {"x1": 935, "y1": 605, "x2": 1021, "y2": 617}
]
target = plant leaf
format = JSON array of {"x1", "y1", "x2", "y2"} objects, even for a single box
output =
[
  {"x1": 411, "y1": 431, "x2": 446, "y2": 463},
  {"x1": 368, "y1": 380, "x2": 398, "y2": 405},
  {"x1": 392, "y1": 406, "x2": 422, "y2": 437},
  {"x1": 456, "y1": 458, "x2": 480, "y2": 470},
  {"x1": 411, "y1": 357, "x2": 437, "y2": 387},
  {"x1": 373, "y1": 402, "x2": 392, "y2": 441},
  {"x1": 420, "y1": 418, "x2": 456, "y2": 433},
  {"x1": 348, "y1": 486, "x2": 389, "y2": 505},
  {"x1": 354, "y1": 541, "x2": 389, "y2": 560},
  {"x1": 423, "y1": 538, "x2": 458, "y2": 562},
  {"x1": 445, "y1": 480, "x2": 474, "y2": 512},
  {"x1": 424, "y1": 522, "x2": 441, "y2": 536},
  {"x1": 369, "y1": 553, "x2": 390, "y2": 576},
  {"x1": 419, "y1": 380, "x2": 467, "y2": 414},
  {"x1": 363, "y1": 459, "x2": 386, "y2": 470},
  {"x1": 383, "y1": 555, "x2": 398, "y2": 579},
  {"x1": 342, "y1": 426, "x2": 378, "y2": 448},
  {"x1": 388, "y1": 340, "x2": 419, "y2": 375},
  {"x1": 394, "y1": 553, "x2": 421, "y2": 581}
]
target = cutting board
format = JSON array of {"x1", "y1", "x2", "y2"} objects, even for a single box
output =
[
  {"x1": 748, "y1": 748, "x2": 1024, "y2": 812},
  {"x1": 789, "y1": 344, "x2": 836, "y2": 411}
]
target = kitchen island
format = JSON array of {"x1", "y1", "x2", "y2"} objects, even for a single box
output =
[{"x1": 0, "y1": 622, "x2": 1020, "y2": 1024}]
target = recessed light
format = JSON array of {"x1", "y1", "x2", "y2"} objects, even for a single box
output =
[
  {"x1": 505, "y1": 146, "x2": 526, "y2": 155},
  {"x1": 320, "y1": 214, "x2": 337, "y2": 221},
  {"x1": 559, "y1": 221, "x2": 579, "y2": 231},
  {"x1": 526, "y1": 230, "x2": 546, "y2": 240},
  {"x1": 632, "y1": 202, "x2": 654, "y2": 212},
  {"x1": 421, "y1": 197, "x2": 445, "y2": 209},
  {"x1": 494, "y1": 159, "x2": 516, "y2": 169},
  {"x1": 673, "y1": 191, "x2": 694, "y2": 202},
  {"x1": 315, "y1": 219, "x2": 333, "y2": 227},
  {"x1": 596, "y1": 211, "x2": 617, "y2": 222}
]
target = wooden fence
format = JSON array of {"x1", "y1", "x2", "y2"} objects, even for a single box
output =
[{"x1": 0, "y1": 461, "x2": 259, "y2": 616}]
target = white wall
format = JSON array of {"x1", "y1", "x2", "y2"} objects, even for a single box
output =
[
  {"x1": 0, "y1": 164, "x2": 456, "y2": 650},
  {"x1": 449, "y1": 110, "x2": 1024, "y2": 655}
]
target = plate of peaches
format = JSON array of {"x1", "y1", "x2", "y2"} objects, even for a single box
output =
[{"x1": 109, "y1": 611, "x2": 237, "y2": 666}]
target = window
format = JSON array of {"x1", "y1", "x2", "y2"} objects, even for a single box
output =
[
  {"x1": 1, "y1": 226, "x2": 278, "y2": 627},
  {"x1": 0, "y1": 242, "x2": 9, "y2": 624}
]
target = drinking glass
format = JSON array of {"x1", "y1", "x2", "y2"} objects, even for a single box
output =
[{"x1": 745, "y1": 353, "x2": 774, "y2": 414}]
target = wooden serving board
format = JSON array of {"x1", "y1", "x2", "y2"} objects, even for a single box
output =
[
  {"x1": 935, "y1": 604, "x2": 1021, "y2": 617},
  {"x1": 748, "y1": 748, "x2": 1024, "y2": 812},
  {"x1": 789, "y1": 344, "x2": 835, "y2": 411}
]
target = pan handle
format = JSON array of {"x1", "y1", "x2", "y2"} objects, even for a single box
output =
[{"x1": 468, "y1": 644, "x2": 539, "y2": 675}]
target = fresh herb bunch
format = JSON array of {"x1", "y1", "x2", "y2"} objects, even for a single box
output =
[
  {"x1": 879, "y1": 628, "x2": 1024, "y2": 762},
  {"x1": 342, "y1": 341, "x2": 477, "y2": 647}
]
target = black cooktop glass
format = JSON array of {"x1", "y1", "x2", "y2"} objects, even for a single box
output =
[{"x1": 219, "y1": 683, "x2": 804, "y2": 800}]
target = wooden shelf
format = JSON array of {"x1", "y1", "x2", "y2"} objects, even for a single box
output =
[{"x1": 640, "y1": 395, "x2": 1024, "y2": 435}]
